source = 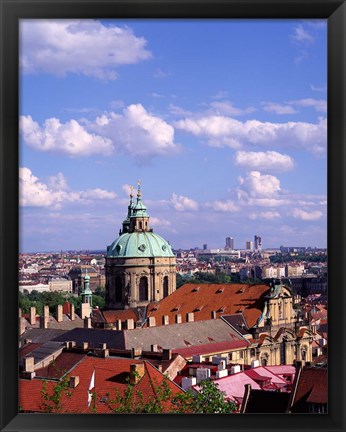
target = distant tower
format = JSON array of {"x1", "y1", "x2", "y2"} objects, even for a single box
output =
[
  {"x1": 225, "y1": 237, "x2": 234, "y2": 250},
  {"x1": 246, "y1": 241, "x2": 253, "y2": 250},
  {"x1": 105, "y1": 181, "x2": 176, "y2": 310},
  {"x1": 203, "y1": 244, "x2": 208, "y2": 250},
  {"x1": 80, "y1": 270, "x2": 92, "y2": 318},
  {"x1": 254, "y1": 235, "x2": 262, "y2": 251}
]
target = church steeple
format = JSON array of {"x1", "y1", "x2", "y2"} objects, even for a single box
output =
[
  {"x1": 80, "y1": 269, "x2": 93, "y2": 318},
  {"x1": 129, "y1": 179, "x2": 151, "y2": 232}
]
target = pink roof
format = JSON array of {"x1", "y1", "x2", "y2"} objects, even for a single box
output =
[{"x1": 212, "y1": 373, "x2": 261, "y2": 402}]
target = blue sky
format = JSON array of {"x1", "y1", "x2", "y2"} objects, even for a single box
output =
[{"x1": 19, "y1": 19, "x2": 327, "y2": 252}]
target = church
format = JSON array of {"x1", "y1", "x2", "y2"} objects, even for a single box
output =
[{"x1": 105, "y1": 181, "x2": 176, "y2": 311}]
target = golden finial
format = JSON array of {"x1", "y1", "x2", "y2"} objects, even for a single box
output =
[{"x1": 130, "y1": 185, "x2": 134, "y2": 198}]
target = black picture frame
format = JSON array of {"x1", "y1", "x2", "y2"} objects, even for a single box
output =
[{"x1": 1, "y1": 1, "x2": 345, "y2": 431}]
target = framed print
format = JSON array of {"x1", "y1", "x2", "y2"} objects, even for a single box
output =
[{"x1": 1, "y1": 0, "x2": 345, "y2": 431}]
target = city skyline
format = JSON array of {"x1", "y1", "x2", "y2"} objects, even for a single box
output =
[{"x1": 19, "y1": 19, "x2": 327, "y2": 253}]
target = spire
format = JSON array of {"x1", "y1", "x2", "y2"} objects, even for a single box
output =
[{"x1": 137, "y1": 178, "x2": 141, "y2": 198}]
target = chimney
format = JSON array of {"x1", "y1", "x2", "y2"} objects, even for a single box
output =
[
  {"x1": 148, "y1": 316, "x2": 156, "y2": 327},
  {"x1": 82, "y1": 342, "x2": 89, "y2": 350},
  {"x1": 117, "y1": 319, "x2": 122, "y2": 330},
  {"x1": 186, "y1": 312, "x2": 194, "y2": 323},
  {"x1": 127, "y1": 319, "x2": 134, "y2": 330},
  {"x1": 157, "y1": 364, "x2": 163, "y2": 372},
  {"x1": 84, "y1": 317, "x2": 92, "y2": 328},
  {"x1": 102, "y1": 349, "x2": 109, "y2": 358},
  {"x1": 162, "y1": 348, "x2": 172, "y2": 361},
  {"x1": 151, "y1": 344, "x2": 158, "y2": 352},
  {"x1": 65, "y1": 341, "x2": 76, "y2": 349},
  {"x1": 131, "y1": 348, "x2": 142, "y2": 358},
  {"x1": 69, "y1": 376, "x2": 80, "y2": 388},
  {"x1": 40, "y1": 316, "x2": 48, "y2": 329},
  {"x1": 162, "y1": 315, "x2": 169, "y2": 325},
  {"x1": 29, "y1": 306, "x2": 36, "y2": 325},
  {"x1": 43, "y1": 305, "x2": 49, "y2": 320},
  {"x1": 130, "y1": 363, "x2": 145, "y2": 385},
  {"x1": 23, "y1": 356, "x2": 35, "y2": 373},
  {"x1": 99, "y1": 343, "x2": 107, "y2": 350},
  {"x1": 70, "y1": 303, "x2": 75, "y2": 321},
  {"x1": 56, "y1": 304, "x2": 63, "y2": 322},
  {"x1": 175, "y1": 314, "x2": 182, "y2": 324},
  {"x1": 19, "y1": 317, "x2": 26, "y2": 336},
  {"x1": 211, "y1": 310, "x2": 217, "y2": 319}
]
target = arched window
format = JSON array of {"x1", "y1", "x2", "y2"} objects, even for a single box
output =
[
  {"x1": 163, "y1": 276, "x2": 169, "y2": 297},
  {"x1": 261, "y1": 357, "x2": 268, "y2": 366},
  {"x1": 250, "y1": 348, "x2": 256, "y2": 357},
  {"x1": 139, "y1": 276, "x2": 148, "y2": 301},
  {"x1": 139, "y1": 221, "x2": 143, "y2": 230},
  {"x1": 301, "y1": 346, "x2": 307, "y2": 361},
  {"x1": 115, "y1": 275, "x2": 122, "y2": 302}
]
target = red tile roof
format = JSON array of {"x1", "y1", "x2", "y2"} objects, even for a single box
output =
[
  {"x1": 102, "y1": 309, "x2": 139, "y2": 324},
  {"x1": 19, "y1": 357, "x2": 183, "y2": 413},
  {"x1": 291, "y1": 367, "x2": 327, "y2": 411},
  {"x1": 146, "y1": 283, "x2": 270, "y2": 328}
]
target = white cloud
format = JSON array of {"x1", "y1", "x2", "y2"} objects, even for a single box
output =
[
  {"x1": 262, "y1": 102, "x2": 297, "y2": 115},
  {"x1": 292, "y1": 25, "x2": 314, "y2": 44},
  {"x1": 206, "y1": 200, "x2": 239, "y2": 213},
  {"x1": 150, "y1": 217, "x2": 172, "y2": 227},
  {"x1": 310, "y1": 84, "x2": 326, "y2": 93},
  {"x1": 91, "y1": 104, "x2": 180, "y2": 159},
  {"x1": 19, "y1": 167, "x2": 116, "y2": 208},
  {"x1": 20, "y1": 20, "x2": 152, "y2": 80},
  {"x1": 171, "y1": 193, "x2": 199, "y2": 212},
  {"x1": 288, "y1": 98, "x2": 327, "y2": 113},
  {"x1": 209, "y1": 101, "x2": 256, "y2": 116},
  {"x1": 174, "y1": 115, "x2": 326, "y2": 155},
  {"x1": 234, "y1": 151, "x2": 295, "y2": 172},
  {"x1": 21, "y1": 104, "x2": 180, "y2": 159},
  {"x1": 20, "y1": 115, "x2": 113, "y2": 156},
  {"x1": 249, "y1": 211, "x2": 281, "y2": 220},
  {"x1": 292, "y1": 208, "x2": 323, "y2": 221},
  {"x1": 238, "y1": 171, "x2": 281, "y2": 198}
]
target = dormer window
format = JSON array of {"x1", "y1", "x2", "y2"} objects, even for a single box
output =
[
  {"x1": 216, "y1": 288, "x2": 224, "y2": 294},
  {"x1": 192, "y1": 287, "x2": 200, "y2": 292}
]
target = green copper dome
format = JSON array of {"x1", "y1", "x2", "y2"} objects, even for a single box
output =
[{"x1": 107, "y1": 232, "x2": 174, "y2": 258}]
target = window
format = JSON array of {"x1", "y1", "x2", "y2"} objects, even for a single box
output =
[
  {"x1": 163, "y1": 276, "x2": 169, "y2": 297},
  {"x1": 139, "y1": 276, "x2": 148, "y2": 301},
  {"x1": 250, "y1": 348, "x2": 256, "y2": 357}
]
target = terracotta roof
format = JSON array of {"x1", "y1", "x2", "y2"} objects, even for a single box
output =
[
  {"x1": 19, "y1": 343, "x2": 42, "y2": 358},
  {"x1": 19, "y1": 357, "x2": 183, "y2": 413},
  {"x1": 102, "y1": 309, "x2": 139, "y2": 324},
  {"x1": 146, "y1": 283, "x2": 270, "y2": 328},
  {"x1": 291, "y1": 367, "x2": 327, "y2": 412},
  {"x1": 34, "y1": 352, "x2": 86, "y2": 379}
]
